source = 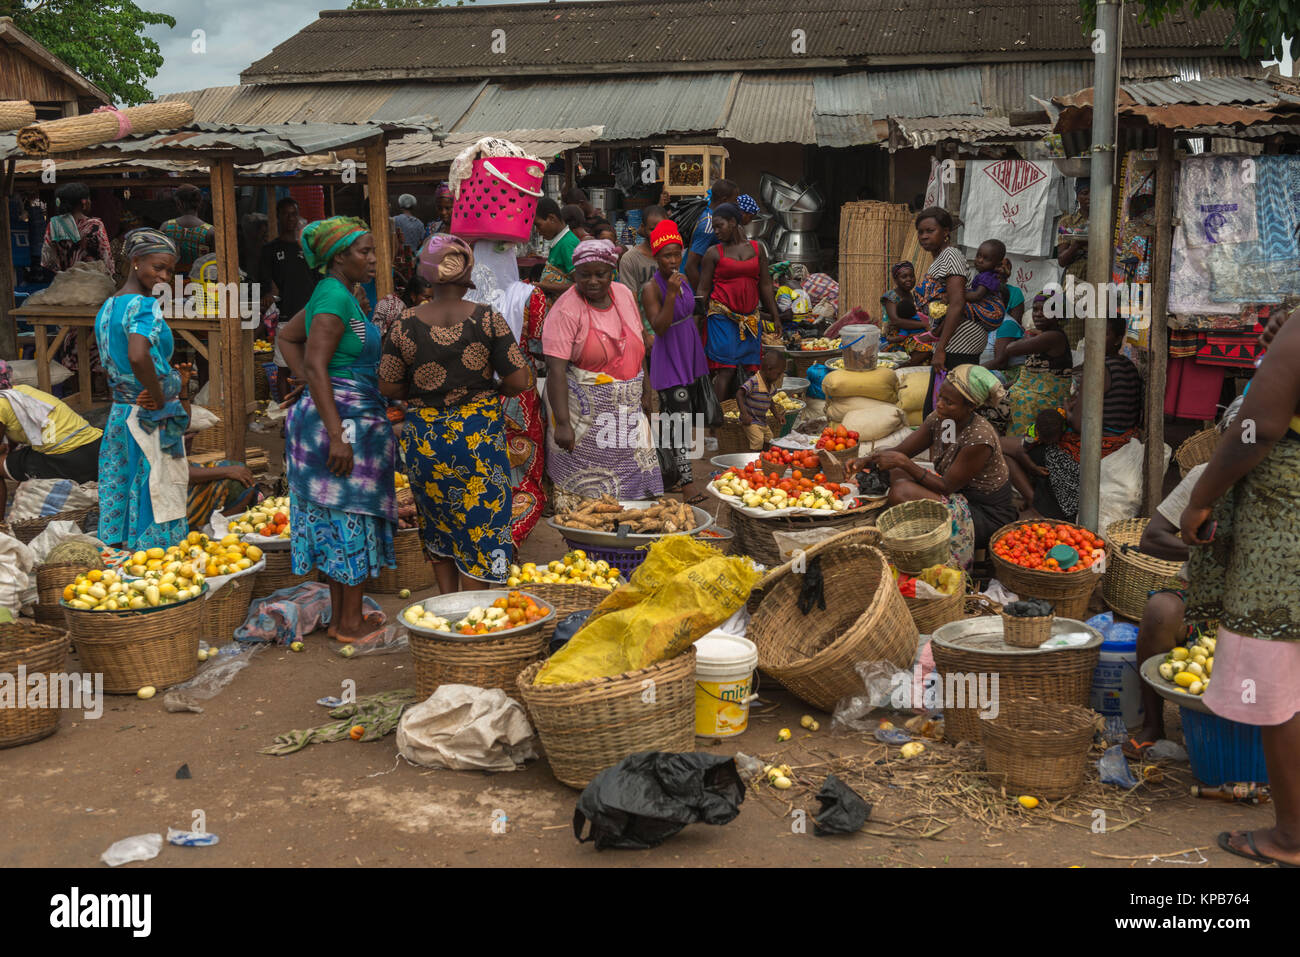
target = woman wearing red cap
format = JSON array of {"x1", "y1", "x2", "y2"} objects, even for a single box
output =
[{"x1": 641, "y1": 220, "x2": 709, "y2": 498}]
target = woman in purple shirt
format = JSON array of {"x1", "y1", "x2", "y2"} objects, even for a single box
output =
[{"x1": 641, "y1": 219, "x2": 708, "y2": 499}]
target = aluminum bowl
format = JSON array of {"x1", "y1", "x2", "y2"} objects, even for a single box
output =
[
  {"x1": 402, "y1": 589, "x2": 555, "y2": 643},
  {"x1": 711, "y1": 452, "x2": 760, "y2": 471}
]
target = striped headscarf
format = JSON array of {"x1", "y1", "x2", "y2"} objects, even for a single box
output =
[
  {"x1": 122, "y1": 227, "x2": 178, "y2": 263},
  {"x1": 418, "y1": 233, "x2": 475, "y2": 287},
  {"x1": 891, "y1": 260, "x2": 914, "y2": 280},
  {"x1": 301, "y1": 216, "x2": 368, "y2": 273},
  {"x1": 572, "y1": 238, "x2": 621, "y2": 269}
]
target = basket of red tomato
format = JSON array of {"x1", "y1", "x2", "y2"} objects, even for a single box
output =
[
  {"x1": 759, "y1": 446, "x2": 821, "y2": 476},
  {"x1": 989, "y1": 520, "x2": 1107, "y2": 620},
  {"x1": 815, "y1": 426, "x2": 861, "y2": 482}
]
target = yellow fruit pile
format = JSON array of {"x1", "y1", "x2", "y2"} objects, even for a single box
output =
[
  {"x1": 63, "y1": 567, "x2": 204, "y2": 611},
  {"x1": 1157, "y1": 634, "x2": 1215, "y2": 696},
  {"x1": 506, "y1": 551, "x2": 622, "y2": 590},
  {"x1": 254, "y1": 338, "x2": 273, "y2": 353},
  {"x1": 122, "y1": 532, "x2": 263, "y2": 578},
  {"x1": 396, "y1": 473, "x2": 410, "y2": 490},
  {"x1": 228, "y1": 495, "x2": 291, "y2": 538}
]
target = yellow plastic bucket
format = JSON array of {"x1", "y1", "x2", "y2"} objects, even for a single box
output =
[{"x1": 693, "y1": 631, "x2": 758, "y2": 737}]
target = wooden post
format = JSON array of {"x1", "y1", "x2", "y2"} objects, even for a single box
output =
[
  {"x1": 565, "y1": 149, "x2": 576, "y2": 192},
  {"x1": 209, "y1": 158, "x2": 246, "y2": 462},
  {"x1": 265, "y1": 186, "x2": 279, "y2": 240},
  {"x1": 1141, "y1": 128, "x2": 1176, "y2": 516},
  {"x1": 0, "y1": 159, "x2": 17, "y2": 360},
  {"x1": 365, "y1": 138, "x2": 394, "y2": 300}
]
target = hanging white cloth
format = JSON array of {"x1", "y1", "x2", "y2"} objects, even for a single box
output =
[
  {"x1": 959, "y1": 159, "x2": 1064, "y2": 257},
  {"x1": 466, "y1": 240, "x2": 530, "y2": 341},
  {"x1": 124, "y1": 407, "x2": 188, "y2": 525}
]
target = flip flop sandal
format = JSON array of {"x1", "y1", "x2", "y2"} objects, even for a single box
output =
[
  {"x1": 686, "y1": 494, "x2": 709, "y2": 506},
  {"x1": 334, "y1": 612, "x2": 386, "y2": 644},
  {"x1": 1122, "y1": 738, "x2": 1157, "y2": 760},
  {"x1": 1217, "y1": 831, "x2": 1299, "y2": 867}
]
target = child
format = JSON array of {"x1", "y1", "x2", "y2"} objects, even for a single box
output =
[
  {"x1": 1000, "y1": 407, "x2": 1072, "y2": 520},
  {"x1": 967, "y1": 239, "x2": 1007, "y2": 308},
  {"x1": 738, "y1": 349, "x2": 787, "y2": 450}
]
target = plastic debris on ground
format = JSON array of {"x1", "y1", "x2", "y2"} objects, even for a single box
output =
[
  {"x1": 1147, "y1": 739, "x2": 1189, "y2": 761},
  {"x1": 813, "y1": 773, "x2": 873, "y2": 835},
  {"x1": 335, "y1": 624, "x2": 408, "y2": 657},
  {"x1": 316, "y1": 696, "x2": 344, "y2": 708},
  {"x1": 873, "y1": 724, "x2": 913, "y2": 745},
  {"x1": 175, "y1": 763, "x2": 191, "y2": 779},
  {"x1": 396, "y1": 685, "x2": 537, "y2": 772},
  {"x1": 101, "y1": 833, "x2": 163, "y2": 867},
  {"x1": 574, "y1": 751, "x2": 745, "y2": 850},
  {"x1": 163, "y1": 642, "x2": 266, "y2": 713},
  {"x1": 1098, "y1": 744, "x2": 1141, "y2": 789},
  {"x1": 831, "y1": 660, "x2": 916, "y2": 731},
  {"x1": 167, "y1": 828, "x2": 219, "y2": 847},
  {"x1": 732, "y1": 751, "x2": 765, "y2": 780}
]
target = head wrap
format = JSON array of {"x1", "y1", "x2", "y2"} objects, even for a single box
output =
[
  {"x1": 649, "y1": 220, "x2": 683, "y2": 254},
  {"x1": 946, "y1": 364, "x2": 1006, "y2": 409},
  {"x1": 891, "y1": 261, "x2": 914, "y2": 280},
  {"x1": 572, "y1": 238, "x2": 620, "y2": 269},
  {"x1": 122, "y1": 227, "x2": 178, "y2": 263},
  {"x1": 398, "y1": 193, "x2": 417, "y2": 209},
  {"x1": 737, "y1": 194, "x2": 760, "y2": 215},
  {"x1": 0, "y1": 359, "x2": 11, "y2": 390},
  {"x1": 435, "y1": 183, "x2": 452, "y2": 198},
  {"x1": 712, "y1": 202, "x2": 743, "y2": 226},
  {"x1": 301, "y1": 216, "x2": 368, "y2": 273},
  {"x1": 418, "y1": 233, "x2": 476, "y2": 287},
  {"x1": 769, "y1": 260, "x2": 791, "y2": 279},
  {"x1": 1074, "y1": 177, "x2": 1091, "y2": 194}
]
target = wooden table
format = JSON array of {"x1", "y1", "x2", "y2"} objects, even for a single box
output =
[{"x1": 9, "y1": 303, "x2": 253, "y2": 418}]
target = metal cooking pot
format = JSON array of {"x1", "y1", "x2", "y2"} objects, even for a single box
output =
[
  {"x1": 543, "y1": 174, "x2": 565, "y2": 200},
  {"x1": 777, "y1": 208, "x2": 822, "y2": 231},
  {"x1": 760, "y1": 172, "x2": 797, "y2": 210},
  {"x1": 774, "y1": 230, "x2": 821, "y2": 264},
  {"x1": 745, "y1": 212, "x2": 775, "y2": 240},
  {"x1": 790, "y1": 182, "x2": 825, "y2": 212}
]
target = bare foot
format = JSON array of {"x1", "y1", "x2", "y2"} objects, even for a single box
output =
[{"x1": 334, "y1": 612, "x2": 386, "y2": 644}]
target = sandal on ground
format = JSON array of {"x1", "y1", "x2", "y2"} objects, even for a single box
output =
[
  {"x1": 1217, "y1": 831, "x2": 1299, "y2": 867},
  {"x1": 1122, "y1": 737, "x2": 1158, "y2": 760}
]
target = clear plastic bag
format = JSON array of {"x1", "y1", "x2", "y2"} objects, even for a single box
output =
[
  {"x1": 101, "y1": 833, "x2": 163, "y2": 867},
  {"x1": 163, "y1": 643, "x2": 265, "y2": 713},
  {"x1": 831, "y1": 660, "x2": 912, "y2": 731},
  {"x1": 335, "y1": 625, "x2": 409, "y2": 658}
]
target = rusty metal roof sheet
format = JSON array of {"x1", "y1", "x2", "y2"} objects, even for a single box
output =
[{"x1": 895, "y1": 115, "x2": 1052, "y2": 147}]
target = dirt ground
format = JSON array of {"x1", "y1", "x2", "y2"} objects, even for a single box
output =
[{"x1": 0, "y1": 430, "x2": 1276, "y2": 869}]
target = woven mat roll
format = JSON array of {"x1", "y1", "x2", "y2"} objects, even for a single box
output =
[
  {"x1": 0, "y1": 101, "x2": 36, "y2": 132},
  {"x1": 17, "y1": 101, "x2": 193, "y2": 155}
]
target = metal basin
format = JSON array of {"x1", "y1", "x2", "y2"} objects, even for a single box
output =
[
  {"x1": 745, "y1": 212, "x2": 775, "y2": 240},
  {"x1": 777, "y1": 208, "x2": 823, "y2": 231},
  {"x1": 402, "y1": 589, "x2": 556, "y2": 643},
  {"x1": 774, "y1": 230, "x2": 821, "y2": 264}
]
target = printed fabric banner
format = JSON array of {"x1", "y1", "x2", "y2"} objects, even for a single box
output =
[
  {"x1": 959, "y1": 159, "x2": 1064, "y2": 257},
  {"x1": 1178, "y1": 154, "x2": 1257, "y2": 248},
  {"x1": 1004, "y1": 253, "x2": 1062, "y2": 305}
]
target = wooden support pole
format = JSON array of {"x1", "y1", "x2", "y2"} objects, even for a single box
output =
[
  {"x1": 0, "y1": 158, "x2": 17, "y2": 360},
  {"x1": 265, "y1": 186, "x2": 278, "y2": 240},
  {"x1": 365, "y1": 138, "x2": 394, "y2": 301},
  {"x1": 1141, "y1": 128, "x2": 1176, "y2": 516},
  {"x1": 209, "y1": 158, "x2": 247, "y2": 462}
]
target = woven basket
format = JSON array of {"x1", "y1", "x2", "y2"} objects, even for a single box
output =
[
  {"x1": 519, "y1": 582, "x2": 609, "y2": 645},
  {"x1": 253, "y1": 549, "x2": 318, "y2": 598},
  {"x1": 693, "y1": 527, "x2": 736, "y2": 554},
  {"x1": 0, "y1": 622, "x2": 70, "y2": 748},
  {"x1": 409, "y1": 626, "x2": 547, "y2": 699},
  {"x1": 9, "y1": 505, "x2": 98, "y2": 545},
  {"x1": 728, "y1": 501, "x2": 881, "y2": 567},
  {"x1": 715, "y1": 400, "x2": 750, "y2": 456},
  {"x1": 903, "y1": 574, "x2": 967, "y2": 635},
  {"x1": 35, "y1": 562, "x2": 96, "y2": 626},
  {"x1": 749, "y1": 544, "x2": 918, "y2": 711},
  {"x1": 63, "y1": 595, "x2": 203, "y2": 694},
  {"x1": 930, "y1": 620, "x2": 1101, "y2": 744},
  {"x1": 191, "y1": 424, "x2": 226, "y2": 456},
  {"x1": 981, "y1": 698, "x2": 1097, "y2": 799},
  {"x1": 374, "y1": 527, "x2": 436, "y2": 594},
  {"x1": 999, "y1": 609, "x2": 1054, "y2": 648},
  {"x1": 253, "y1": 362, "x2": 270, "y2": 402},
  {"x1": 989, "y1": 521, "x2": 1102, "y2": 620},
  {"x1": 17, "y1": 100, "x2": 194, "y2": 154},
  {"x1": 203, "y1": 572, "x2": 255, "y2": 644},
  {"x1": 1175, "y1": 428, "x2": 1218, "y2": 478},
  {"x1": 1103, "y1": 519, "x2": 1185, "y2": 622},
  {"x1": 877, "y1": 499, "x2": 951, "y2": 573},
  {"x1": 516, "y1": 650, "x2": 697, "y2": 789},
  {"x1": 746, "y1": 525, "x2": 881, "y2": 613}
]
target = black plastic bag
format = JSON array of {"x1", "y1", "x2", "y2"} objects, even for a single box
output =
[
  {"x1": 797, "y1": 556, "x2": 826, "y2": 615},
  {"x1": 573, "y1": 751, "x2": 745, "y2": 850},
  {"x1": 548, "y1": 609, "x2": 594, "y2": 656},
  {"x1": 813, "y1": 773, "x2": 872, "y2": 836}
]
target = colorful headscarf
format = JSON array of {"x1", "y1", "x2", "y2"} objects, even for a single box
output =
[
  {"x1": 301, "y1": 216, "x2": 368, "y2": 273},
  {"x1": 122, "y1": 227, "x2": 178, "y2": 263},
  {"x1": 946, "y1": 364, "x2": 1006, "y2": 409},
  {"x1": 891, "y1": 261, "x2": 914, "y2": 280},
  {"x1": 0, "y1": 359, "x2": 11, "y2": 390},
  {"x1": 649, "y1": 220, "x2": 683, "y2": 254},
  {"x1": 572, "y1": 238, "x2": 620, "y2": 269},
  {"x1": 737, "y1": 194, "x2": 760, "y2": 215},
  {"x1": 418, "y1": 233, "x2": 476, "y2": 287},
  {"x1": 435, "y1": 183, "x2": 452, "y2": 198},
  {"x1": 769, "y1": 260, "x2": 792, "y2": 279}
]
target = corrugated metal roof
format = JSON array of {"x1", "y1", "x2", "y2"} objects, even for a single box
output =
[
  {"x1": 242, "y1": 0, "x2": 1246, "y2": 84},
  {"x1": 1121, "y1": 76, "x2": 1300, "y2": 106},
  {"x1": 895, "y1": 116, "x2": 1052, "y2": 148},
  {"x1": 815, "y1": 68, "x2": 984, "y2": 118},
  {"x1": 451, "y1": 73, "x2": 737, "y2": 141},
  {"x1": 813, "y1": 113, "x2": 882, "y2": 148},
  {"x1": 162, "y1": 82, "x2": 482, "y2": 129},
  {"x1": 720, "y1": 73, "x2": 815, "y2": 144}
]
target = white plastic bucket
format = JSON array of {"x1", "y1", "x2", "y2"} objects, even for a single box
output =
[
  {"x1": 693, "y1": 631, "x2": 758, "y2": 737},
  {"x1": 839, "y1": 324, "x2": 880, "y2": 370},
  {"x1": 1090, "y1": 632, "x2": 1144, "y2": 729}
]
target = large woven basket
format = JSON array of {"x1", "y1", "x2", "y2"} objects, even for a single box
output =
[
  {"x1": 745, "y1": 525, "x2": 880, "y2": 613},
  {"x1": 981, "y1": 698, "x2": 1097, "y2": 799},
  {"x1": 203, "y1": 572, "x2": 255, "y2": 644},
  {"x1": 1175, "y1": 428, "x2": 1218, "y2": 478},
  {"x1": 903, "y1": 572, "x2": 967, "y2": 635},
  {"x1": 253, "y1": 549, "x2": 318, "y2": 598},
  {"x1": 877, "y1": 499, "x2": 950, "y2": 573},
  {"x1": 253, "y1": 362, "x2": 270, "y2": 401},
  {"x1": 409, "y1": 626, "x2": 547, "y2": 699},
  {"x1": 9, "y1": 505, "x2": 98, "y2": 545},
  {"x1": 714, "y1": 400, "x2": 751, "y2": 456},
  {"x1": 516, "y1": 649, "x2": 697, "y2": 789},
  {"x1": 520, "y1": 582, "x2": 609, "y2": 645},
  {"x1": 374, "y1": 527, "x2": 436, "y2": 594},
  {"x1": 749, "y1": 544, "x2": 918, "y2": 712},
  {"x1": 35, "y1": 562, "x2": 96, "y2": 625},
  {"x1": 0, "y1": 622, "x2": 70, "y2": 748},
  {"x1": 191, "y1": 424, "x2": 226, "y2": 456},
  {"x1": 989, "y1": 521, "x2": 1102, "y2": 620},
  {"x1": 930, "y1": 617, "x2": 1102, "y2": 744},
  {"x1": 729, "y1": 500, "x2": 882, "y2": 567},
  {"x1": 63, "y1": 595, "x2": 203, "y2": 694},
  {"x1": 1103, "y1": 519, "x2": 1185, "y2": 622}
]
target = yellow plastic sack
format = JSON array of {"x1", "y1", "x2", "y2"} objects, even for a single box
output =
[
  {"x1": 822, "y1": 367, "x2": 900, "y2": 404},
  {"x1": 533, "y1": 535, "x2": 761, "y2": 686}
]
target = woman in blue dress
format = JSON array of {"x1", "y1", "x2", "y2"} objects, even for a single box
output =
[{"x1": 93, "y1": 228, "x2": 190, "y2": 551}]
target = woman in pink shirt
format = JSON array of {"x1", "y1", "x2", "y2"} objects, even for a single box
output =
[{"x1": 542, "y1": 239, "x2": 663, "y2": 503}]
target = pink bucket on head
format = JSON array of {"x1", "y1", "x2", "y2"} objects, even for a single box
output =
[{"x1": 451, "y1": 156, "x2": 546, "y2": 243}]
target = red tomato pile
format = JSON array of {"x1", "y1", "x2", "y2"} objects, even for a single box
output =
[
  {"x1": 725, "y1": 463, "x2": 848, "y2": 498},
  {"x1": 993, "y1": 522, "x2": 1106, "y2": 572},
  {"x1": 760, "y1": 447, "x2": 820, "y2": 471},
  {"x1": 816, "y1": 425, "x2": 860, "y2": 452}
]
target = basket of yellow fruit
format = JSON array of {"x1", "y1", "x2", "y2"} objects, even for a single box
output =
[
  {"x1": 160, "y1": 532, "x2": 266, "y2": 643},
  {"x1": 375, "y1": 476, "x2": 434, "y2": 594},
  {"x1": 60, "y1": 564, "x2": 207, "y2": 693},
  {"x1": 508, "y1": 550, "x2": 621, "y2": 643}
]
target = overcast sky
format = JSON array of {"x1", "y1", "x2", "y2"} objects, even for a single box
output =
[{"x1": 145, "y1": 0, "x2": 598, "y2": 95}]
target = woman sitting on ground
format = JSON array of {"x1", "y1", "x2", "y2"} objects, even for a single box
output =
[{"x1": 997, "y1": 293, "x2": 1073, "y2": 434}]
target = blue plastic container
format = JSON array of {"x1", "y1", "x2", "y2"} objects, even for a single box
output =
[{"x1": 1179, "y1": 707, "x2": 1269, "y2": 786}]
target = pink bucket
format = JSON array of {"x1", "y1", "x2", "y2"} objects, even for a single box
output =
[{"x1": 451, "y1": 156, "x2": 546, "y2": 243}]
